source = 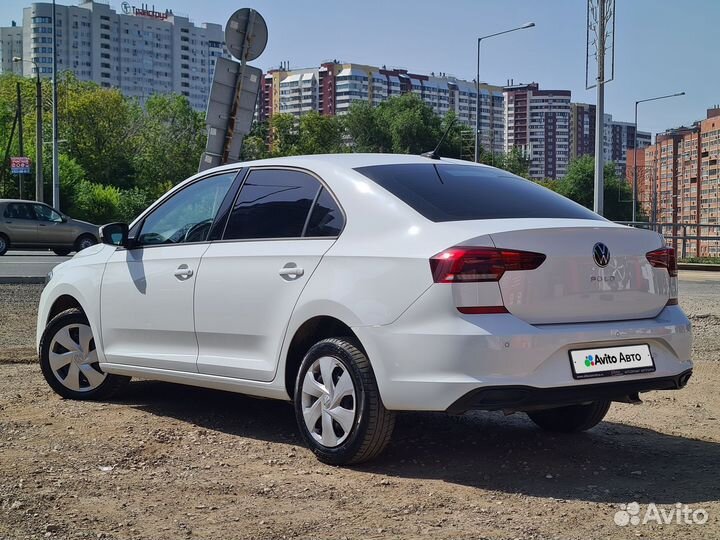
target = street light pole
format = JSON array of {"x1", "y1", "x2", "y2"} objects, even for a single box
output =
[
  {"x1": 13, "y1": 57, "x2": 43, "y2": 202},
  {"x1": 475, "y1": 22, "x2": 535, "y2": 163},
  {"x1": 632, "y1": 91, "x2": 685, "y2": 223},
  {"x1": 51, "y1": 0, "x2": 60, "y2": 210}
]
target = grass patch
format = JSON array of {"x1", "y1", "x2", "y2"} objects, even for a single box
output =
[{"x1": 680, "y1": 257, "x2": 720, "y2": 264}]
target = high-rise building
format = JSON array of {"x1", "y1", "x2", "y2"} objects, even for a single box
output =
[
  {"x1": 0, "y1": 21, "x2": 23, "y2": 75},
  {"x1": 1, "y1": 0, "x2": 228, "y2": 110},
  {"x1": 570, "y1": 102, "x2": 596, "y2": 160},
  {"x1": 606, "y1": 118, "x2": 651, "y2": 175},
  {"x1": 260, "y1": 61, "x2": 505, "y2": 154},
  {"x1": 504, "y1": 82, "x2": 571, "y2": 180},
  {"x1": 570, "y1": 103, "x2": 651, "y2": 176},
  {"x1": 628, "y1": 107, "x2": 720, "y2": 255}
]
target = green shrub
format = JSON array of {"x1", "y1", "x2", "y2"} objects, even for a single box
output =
[{"x1": 73, "y1": 180, "x2": 122, "y2": 224}]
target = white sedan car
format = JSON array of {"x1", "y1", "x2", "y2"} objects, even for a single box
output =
[{"x1": 37, "y1": 154, "x2": 693, "y2": 464}]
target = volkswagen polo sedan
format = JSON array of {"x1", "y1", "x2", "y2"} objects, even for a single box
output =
[{"x1": 37, "y1": 154, "x2": 692, "y2": 464}]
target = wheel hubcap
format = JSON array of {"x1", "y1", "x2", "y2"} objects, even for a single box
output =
[
  {"x1": 79, "y1": 239, "x2": 93, "y2": 250},
  {"x1": 48, "y1": 323, "x2": 106, "y2": 392},
  {"x1": 301, "y1": 356, "x2": 357, "y2": 448},
  {"x1": 0, "y1": 238, "x2": 6, "y2": 251}
]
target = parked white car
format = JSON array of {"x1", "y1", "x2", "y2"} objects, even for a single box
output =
[{"x1": 37, "y1": 154, "x2": 693, "y2": 464}]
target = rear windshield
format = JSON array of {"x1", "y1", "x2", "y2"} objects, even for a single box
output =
[{"x1": 354, "y1": 163, "x2": 603, "y2": 222}]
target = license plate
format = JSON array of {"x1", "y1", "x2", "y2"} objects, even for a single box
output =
[{"x1": 569, "y1": 344, "x2": 655, "y2": 379}]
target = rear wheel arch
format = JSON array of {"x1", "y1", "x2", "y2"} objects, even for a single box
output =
[{"x1": 284, "y1": 315, "x2": 367, "y2": 399}]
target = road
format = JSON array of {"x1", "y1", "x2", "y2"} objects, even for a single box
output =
[{"x1": 0, "y1": 250, "x2": 71, "y2": 279}]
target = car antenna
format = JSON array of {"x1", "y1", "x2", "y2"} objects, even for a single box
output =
[{"x1": 421, "y1": 116, "x2": 457, "y2": 160}]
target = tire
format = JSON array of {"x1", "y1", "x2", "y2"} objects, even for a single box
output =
[
  {"x1": 53, "y1": 249, "x2": 71, "y2": 256},
  {"x1": 294, "y1": 337, "x2": 395, "y2": 465},
  {"x1": 75, "y1": 234, "x2": 97, "y2": 252},
  {"x1": 0, "y1": 233, "x2": 9, "y2": 255},
  {"x1": 527, "y1": 400, "x2": 611, "y2": 433},
  {"x1": 39, "y1": 308, "x2": 130, "y2": 400}
]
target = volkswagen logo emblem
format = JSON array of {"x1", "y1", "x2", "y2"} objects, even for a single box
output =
[{"x1": 593, "y1": 242, "x2": 610, "y2": 267}]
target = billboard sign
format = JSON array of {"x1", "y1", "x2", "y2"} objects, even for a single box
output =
[{"x1": 10, "y1": 157, "x2": 31, "y2": 174}]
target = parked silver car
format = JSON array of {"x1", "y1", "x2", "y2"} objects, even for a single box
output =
[{"x1": 0, "y1": 199, "x2": 99, "y2": 256}]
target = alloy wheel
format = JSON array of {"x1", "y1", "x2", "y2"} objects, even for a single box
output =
[
  {"x1": 48, "y1": 323, "x2": 106, "y2": 392},
  {"x1": 79, "y1": 237, "x2": 95, "y2": 251},
  {"x1": 301, "y1": 356, "x2": 357, "y2": 447}
]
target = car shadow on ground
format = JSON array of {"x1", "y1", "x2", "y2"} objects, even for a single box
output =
[{"x1": 116, "y1": 379, "x2": 720, "y2": 505}]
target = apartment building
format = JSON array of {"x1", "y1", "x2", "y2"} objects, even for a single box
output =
[
  {"x1": 570, "y1": 103, "x2": 651, "y2": 175},
  {"x1": 0, "y1": 22, "x2": 24, "y2": 75},
  {"x1": 627, "y1": 108, "x2": 720, "y2": 256},
  {"x1": 504, "y1": 82, "x2": 571, "y2": 180},
  {"x1": 260, "y1": 61, "x2": 505, "y2": 154},
  {"x1": 0, "y1": 0, "x2": 228, "y2": 110}
]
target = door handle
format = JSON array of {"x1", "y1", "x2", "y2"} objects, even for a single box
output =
[
  {"x1": 278, "y1": 264, "x2": 304, "y2": 280},
  {"x1": 174, "y1": 265, "x2": 194, "y2": 280}
]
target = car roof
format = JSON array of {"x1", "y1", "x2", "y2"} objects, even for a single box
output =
[
  {"x1": 0, "y1": 199, "x2": 45, "y2": 204},
  {"x1": 203, "y1": 153, "x2": 493, "y2": 174}
]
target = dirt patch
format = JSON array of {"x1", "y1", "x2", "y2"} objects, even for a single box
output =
[{"x1": 1, "y1": 283, "x2": 719, "y2": 540}]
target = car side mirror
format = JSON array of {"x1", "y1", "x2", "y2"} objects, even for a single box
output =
[
  {"x1": 100, "y1": 222, "x2": 129, "y2": 248},
  {"x1": 60, "y1": 216, "x2": 68, "y2": 223}
]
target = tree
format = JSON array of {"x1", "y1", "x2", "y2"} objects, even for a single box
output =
[
  {"x1": 375, "y1": 94, "x2": 441, "y2": 154},
  {"x1": 61, "y1": 73, "x2": 140, "y2": 187},
  {"x1": 73, "y1": 181, "x2": 122, "y2": 224},
  {"x1": 269, "y1": 113, "x2": 300, "y2": 156},
  {"x1": 557, "y1": 155, "x2": 639, "y2": 221},
  {"x1": 240, "y1": 121, "x2": 270, "y2": 161},
  {"x1": 497, "y1": 147, "x2": 530, "y2": 179},
  {"x1": 297, "y1": 111, "x2": 345, "y2": 155},
  {"x1": 132, "y1": 94, "x2": 205, "y2": 190},
  {"x1": 343, "y1": 100, "x2": 387, "y2": 152}
]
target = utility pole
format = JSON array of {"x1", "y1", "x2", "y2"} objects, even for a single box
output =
[
  {"x1": 586, "y1": 0, "x2": 615, "y2": 217},
  {"x1": 51, "y1": 0, "x2": 60, "y2": 210},
  {"x1": 593, "y1": 0, "x2": 605, "y2": 216},
  {"x1": 34, "y1": 66, "x2": 43, "y2": 202},
  {"x1": 16, "y1": 82, "x2": 24, "y2": 199},
  {"x1": 12, "y1": 57, "x2": 43, "y2": 201}
]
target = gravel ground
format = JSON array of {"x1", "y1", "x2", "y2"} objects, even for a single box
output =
[{"x1": 1, "y1": 281, "x2": 719, "y2": 540}]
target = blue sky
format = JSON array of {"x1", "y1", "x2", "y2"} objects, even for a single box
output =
[{"x1": 2, "y1": 0, "x2": 717, "y2": 135}]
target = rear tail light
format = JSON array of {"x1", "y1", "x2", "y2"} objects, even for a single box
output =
[
  {"x1": 430, "y1": 246, "x2": 546, "y2": 283},
  {"x1": 646, "y1": 247, "x2": 678, "y2": 277}
]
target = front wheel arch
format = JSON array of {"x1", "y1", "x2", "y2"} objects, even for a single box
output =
[
  {"x1": 47, "y1": 294, "x2": 85, "y2": 326},
  {"x1": 0, "y1": 232, "x2": 9, "y2": 255}
]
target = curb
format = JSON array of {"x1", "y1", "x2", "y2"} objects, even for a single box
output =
[
  {"x1": 0, "y1": 277, "x2": 46, "y2": 285},
  {"x1": 678, "y1": 263, "x2": 720, "y2": 272}
]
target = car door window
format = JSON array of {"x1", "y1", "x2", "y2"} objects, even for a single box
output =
[
  {"x1": 4, "y1": 203, "x2": 35, "y2": 220},
  {"x1": 32, "y1": 204, "x2": 63, "y2": 222},
  {"x1": 138, "y1": 172, "x2": 235, "y2": 246},
  {"x1": 304, "y1": 188, "x2": 344, "y2": 237},
  {"x1": 223, "y1": 169, "x2": 322, "y2": 240}
]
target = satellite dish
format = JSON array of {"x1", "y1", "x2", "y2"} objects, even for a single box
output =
[{"x1": 225, "y1": 8, "x2": 268, "y2": 62}]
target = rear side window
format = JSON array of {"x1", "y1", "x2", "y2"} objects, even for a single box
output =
[
  {"x1": 305, "y1": 188, "x2": 344, "y2": 237},
  {"x1": 4, "y1": 203, "x2": 35, "y2": 220},
  {"x1": 354, "y1": 163, "x2": 603, "y2": 222},
  {"x1": 224, "y1": 169, "x2": 322, "y2": 240}
]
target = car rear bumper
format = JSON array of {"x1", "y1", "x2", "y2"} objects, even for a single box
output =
[
  {"x1": 352, "y1": 286, "x2": 693, "y2": 412},
  {"x1": 445, "y1": 369, "x2": 693, "y2": 413}
]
